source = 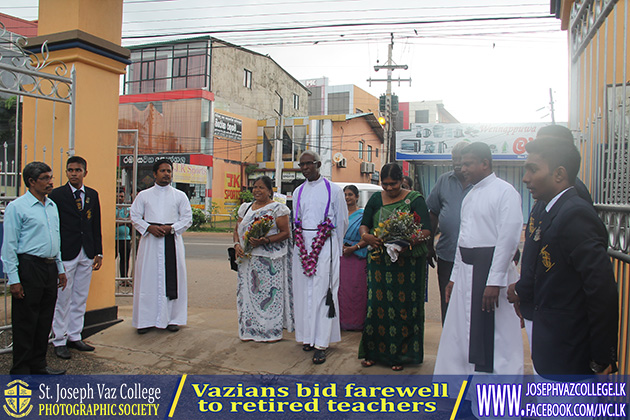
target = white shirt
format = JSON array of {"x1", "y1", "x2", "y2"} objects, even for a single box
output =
[{"x1": 545, "y1": 187, "x2": 573, "y2": 213}]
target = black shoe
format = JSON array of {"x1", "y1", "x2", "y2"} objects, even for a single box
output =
[
  {"x1": 166, "y1": 324, "x2": 179, "y2": 332},
  {"x1": 32, "y1": 367, "x2": 66, "y2": 375},
  {"x1": 54, "y1": 346, "x2": 71, "y2": 359},
  {"x1": 137, "y1": 327, "x2": 152, "y2": 335},
  {"x1": 67, "y1": 340, "x2": 95, "y2": 352}
]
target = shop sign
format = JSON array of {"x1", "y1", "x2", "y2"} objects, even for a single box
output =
[
  {"x1": 224, "y1": 172, "x2": 241, "y2": 201},
  {"x1": 173, "y1": 163, "x2": 207, "y2": 184},
  {"x1": 120, "y1": 154, "x2": 189, "y2": 165},
  {"x1": 215, "y1": 113, "x2": 242, "y2": 141},
  {"x1": 396, "y1": 123, "x2": 553, "y2": 161}
]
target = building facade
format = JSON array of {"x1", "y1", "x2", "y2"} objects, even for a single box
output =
[
  {"x1": 302, "y1": 77, "x2": 380, "y2": 116},
  {"x1": 119, "y1": 36, "x2": 309, "y2": 214},
  {"x1": 255, "y1": 113, "x2": 384, "y2": 199}
]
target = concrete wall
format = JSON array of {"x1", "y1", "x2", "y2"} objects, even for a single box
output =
[
  {"x1": 406, "y1": 100, "x2": 445, "y2": 125},
  {"x1": 210, "y1": 41, "x2": 309, "y2": 120},
  {"x1": 330, "y1": 116, "x2": 382, "y2": 184},
  {"x1": 25, "y1": 0, "x2": 127, "y2": 312},
  {"x1": 211, "y1": 110, "x2": 257, "y2": 214},
  {"x1": 353, "y1": 86, "x2": 379, "y2": 115}
]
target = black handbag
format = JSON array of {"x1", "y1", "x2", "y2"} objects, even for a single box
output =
[{"x1": 227, "y1": 247, "x2": 238, "y2": 271}]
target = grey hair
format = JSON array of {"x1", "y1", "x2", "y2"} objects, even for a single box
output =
[
  {"x1": 23, "y1": 161, "x2": 52, "y2": 187},
  {"x1": 451, "y1": 141, "x2": 469, "y2": 155},
  {"x1": 299, "y1": 150, "x2": 321, "y2": 162}
]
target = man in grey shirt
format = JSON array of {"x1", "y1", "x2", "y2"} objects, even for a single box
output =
[{"x1": 426, "y1": 142, "x2": 471, "y2": 324}]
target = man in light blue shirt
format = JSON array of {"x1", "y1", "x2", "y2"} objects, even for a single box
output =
[{"x1": 1, "y1": 161, "x2": 67, "y2": 375}]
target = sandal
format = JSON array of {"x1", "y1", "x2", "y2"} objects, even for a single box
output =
[
  {"x1": 391, "y1": 365, "x2": 404, "y2": 371},
  {"x1": 302, "y1": 344, "x2": 314, "y2": 352},
  {"x1": 361, "y1": 359, "x2": 376, "y2": 368},
  {"x1": 312, "y1": 349, "x2": 326, "y2": 364}
]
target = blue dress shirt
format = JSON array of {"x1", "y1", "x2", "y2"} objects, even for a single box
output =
[{"x1": 1, "y1": 191, "x2": 65, "y2": 284}]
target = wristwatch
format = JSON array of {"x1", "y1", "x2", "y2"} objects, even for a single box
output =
[{"x1": 170, "y1": 227, "x2": 175, "y2": 235}]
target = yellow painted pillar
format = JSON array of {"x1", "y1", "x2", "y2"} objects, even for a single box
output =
[{"x1": 21, "y1": 0, "x2": 129, "y2": 324}]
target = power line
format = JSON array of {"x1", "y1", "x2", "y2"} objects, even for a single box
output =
[
  {"x1": 122, "y1": 7, "x2": 549, "y2": 25},
  {"x1": 121, "y1": 15, "x2": 555, "y2": 40}
]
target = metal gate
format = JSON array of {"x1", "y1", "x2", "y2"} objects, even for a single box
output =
[
  {"x1": 115, "y1": 129, "x2": 138, "y2": 296},
  {"x1": 566, "y1": 0, "x2": 630, "y2": 373},
  {"x1": 0, "y1": 24, "x2": 75, "y2": 353}
]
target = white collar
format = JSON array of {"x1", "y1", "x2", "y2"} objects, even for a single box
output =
[
  {"x1": 472, "y1": 172, "x2": 496, "y2": 188},
  {"x1": 307, "y1": 175, "x2": 323, "y2": 184},
  {"x1": 545, "y1": 187, "x2": 573, "y2": 212},
  {"x1": 69, "y1": 183, "x2": 84, "y2": 194}
]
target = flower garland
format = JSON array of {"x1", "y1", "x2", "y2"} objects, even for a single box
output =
[{"x1": 294, "y1": 178, "x2": 334, "y2": 276}]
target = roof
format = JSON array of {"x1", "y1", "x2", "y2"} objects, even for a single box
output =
[
  {"x1": 0, "y1": 12, "x2": 38, "y2": 38},
  {"x1": 345, "y1": 113, "x2": 385, "y2": 142},
  {"x1": 125, "y1": 35, "x2": 309, "y2": 93}
]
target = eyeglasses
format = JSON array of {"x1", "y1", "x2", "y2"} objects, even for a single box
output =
[
  {"x1": 298, "y1": 161, "x2": 318, "y2": 168},
  {"x1": 37, "y1": 175, "x2": 54, "y2": 182}
]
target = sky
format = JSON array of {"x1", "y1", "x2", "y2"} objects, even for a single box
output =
[{"x1": 2, "y1": 0, "x2": 569, "y2": 123}]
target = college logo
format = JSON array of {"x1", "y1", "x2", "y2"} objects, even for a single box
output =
[
  {"x1": 540, "y1": 245, "x2": 555, "y2": 272},
  {"x1": 3, "y1": 379, "x2": 33, "y2": 418}
]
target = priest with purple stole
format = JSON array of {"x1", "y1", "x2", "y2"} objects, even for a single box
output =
[
  {"x1": 434, "y1": 142, "x2": 524, "y2": 375},
  {"x1": 292, "y1": 151, "x2": 348, "y2": 365}
]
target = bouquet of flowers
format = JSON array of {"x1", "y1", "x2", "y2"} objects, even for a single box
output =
[
  {"x1": 372, "y1": 209, "x2": 429, "y2": 262},
  {"x1": 242, "y1": 214, "x2": 274, "y2": 256}
]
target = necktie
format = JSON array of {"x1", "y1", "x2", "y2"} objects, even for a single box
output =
[{"x1": 74, "y1": 189, "x2": 82, "y2": 211}]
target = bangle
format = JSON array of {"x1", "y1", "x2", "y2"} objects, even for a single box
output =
[
  {"x1": 266, "y1": 237, "x2": 271, "y2": 244},
  {"x1": 234, "y1": 243, "x2": 240, "y2": 248},
  {"x1": 356, "y1": 244, "x2": 361, "y2": 250}
]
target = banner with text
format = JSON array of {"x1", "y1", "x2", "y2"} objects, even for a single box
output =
[
  {"x1": 396, "y1": 123, "x2": 558, "y2": 161},
  {"x1": 2, "y1": 375, "x2": 627, "y2": 419}
]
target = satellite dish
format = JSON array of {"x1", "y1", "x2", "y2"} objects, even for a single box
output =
[{"x1": 333, "y1": 152, "x2": 344, "y2": 163}]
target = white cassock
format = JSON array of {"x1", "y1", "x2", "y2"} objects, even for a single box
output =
[
  {"x1": 292, "y1": 176, "x2": 348, "y2": 349},
  {"x1": 130, "y1": 184, "x2": 192, "y2": 329},
  {"x1": 434, "y1": 173, "x2": 524, "y2": 375}
]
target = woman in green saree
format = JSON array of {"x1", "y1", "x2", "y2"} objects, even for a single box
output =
[{"x1": 358, "y1": 163, "x2": 432, "y2": 371}]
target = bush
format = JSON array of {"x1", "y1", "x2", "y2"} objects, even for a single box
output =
[
  {"x1": 190, "y1": 207, "x2": 207, "y2": 230},
  {"x1": 239, "y1": 190, "x2": 253, "y2": 203}
]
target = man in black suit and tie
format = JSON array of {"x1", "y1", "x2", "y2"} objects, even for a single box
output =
[
  {"x1": 49, "y1": 156, "x2": 103, "y2": 359},
  {"x1": 512, "y1": 135, "x2": 618, "y2": 376},
  {"x1": 509, "y1": 125, "x2": 594, "y2": 357}
]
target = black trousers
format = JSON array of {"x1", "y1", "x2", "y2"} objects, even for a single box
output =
[
  {"x1": 116, "y1": 239, "x2": 131, "y2": 277},
  {"x1": 11, "y1": 254, "x2": 58, "y2": 374},
  {"x1": 437, "y1": 258, "x2": 454, "y2": 325}
]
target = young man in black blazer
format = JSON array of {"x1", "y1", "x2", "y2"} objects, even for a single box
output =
[
  {"x1": 513, "y1": 136, "x2": 618, "y2": 376},
  {"x1": 49, "y1": 156, "x2": 103, "y2": 359}
]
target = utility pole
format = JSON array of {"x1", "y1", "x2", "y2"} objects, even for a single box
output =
[
  {"x1": 549, "y1": 88, "x2": 556, "y2": 124},
  {"x1": 274, "y1": 91, "x2": 284, "y2": 192},
  {"x1": 367, "y1": 33, "x2": 411, "y2": 163}
]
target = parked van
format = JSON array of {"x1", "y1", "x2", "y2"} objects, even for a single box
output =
[{"x1": 333, "y1": 182, "x2": 382, "y2": 209}]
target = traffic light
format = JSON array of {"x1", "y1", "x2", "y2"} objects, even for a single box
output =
[
  {"x1": 378, "y1": 116, "x2": 387, "y2": 126},
  {"x1": 379, "y1": 95, "x2": 386, "y2": 113},
  {"x1": 391, "y1": 94, "x2": 399, "y2": 113}
]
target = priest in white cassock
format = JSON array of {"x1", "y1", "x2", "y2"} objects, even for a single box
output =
[
  {"x1": 292, "y1": 150, "x2": 348, "y2": 365},
  {"x1": 130, "y1": 159, "x2": 193, "y2": 335},
  {"x1": 434, "y1": 142, "x2": 524, "y2": 375}
]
